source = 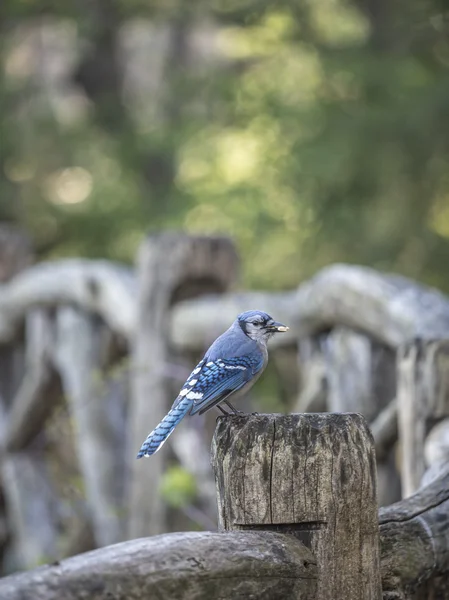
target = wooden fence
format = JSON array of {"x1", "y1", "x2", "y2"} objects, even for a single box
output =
[
  {"x1": 0, "y1": 225, "x2": 449, "y2": 597},
  {"x1": 1, "y1": 412, "x2": 449, "y2": 599}
]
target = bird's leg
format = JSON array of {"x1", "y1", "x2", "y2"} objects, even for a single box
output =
[
  {"x1": 217, "y1": 405, "x2": 231, "y2": 416},
  {"x1": 224, "y1": 400, "x2": 245, "y2": 415}
]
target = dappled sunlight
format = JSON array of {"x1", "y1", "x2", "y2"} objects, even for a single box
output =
[
  {"x1": 44, "y1": 167, "x2": 93, "y2": 205},
  {"x1": 305, "y1": 0, "x2": 370, "y2": 46},
  {"x1": 429, "y1": 196, "x2": 449, "y2": 239}
]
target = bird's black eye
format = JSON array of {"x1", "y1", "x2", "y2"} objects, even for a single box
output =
[{"x1": 251, "y1": 320, "x2": 263, "y2": 326}]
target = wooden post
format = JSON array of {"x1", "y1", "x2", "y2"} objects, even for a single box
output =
[
  {"x1": 53, "y1": 306, "x2": 124, "y2": 547},
  {"x1": 322, "y1": 327, "x2": 400, "y2": 507},
  {"x1": 211, "y1": 413, "x2": 382, "y2": 600},
  {"x1": 397, "y1": 338, "x2": 449, "y2": 497},
  {"x1": 0, "y1": 226, "x2": 60, "y2": 569},
  {"x1": 127, "y1": 233, "x2": 238, "y2": 539}
]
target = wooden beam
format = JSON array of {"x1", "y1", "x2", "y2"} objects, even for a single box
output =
[{"x1": 170, "y1": 264, "x2": 449, "y2": 351}]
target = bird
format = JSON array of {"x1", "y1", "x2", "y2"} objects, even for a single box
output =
[{"x1": 136, "y1": 310, "x2": 289, "y2": 458}]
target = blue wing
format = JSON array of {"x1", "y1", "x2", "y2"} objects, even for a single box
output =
[{"x1": 173, "y1": 354, "x2": 264, "y2": 417}]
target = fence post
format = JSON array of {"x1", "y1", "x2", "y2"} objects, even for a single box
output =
[
  {"x1": 127, "y1": 233, "x2": 238, "y2": 539},
  {"x1": 211, "y1": 413, "x2": 382, "y2": 600},
  {"x1": 397, "y1": 338, "x2": 449, "y2": 497}
]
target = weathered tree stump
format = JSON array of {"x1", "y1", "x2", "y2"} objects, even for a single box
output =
[{"x1": 211, "y1": 413, "x2": 382, "y2": 600}]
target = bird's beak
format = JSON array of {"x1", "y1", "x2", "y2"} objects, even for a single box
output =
[{"x1": 270, "y1": 321, "x2": 289, "y2": 332}]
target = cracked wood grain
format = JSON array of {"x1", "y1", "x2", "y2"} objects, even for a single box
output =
[
  {"x1": 211, "y1": 413, "x2": 382, "y2": 600},
  {"x1": 0, "y1": 531, "x2": 317, "y2": 600}
]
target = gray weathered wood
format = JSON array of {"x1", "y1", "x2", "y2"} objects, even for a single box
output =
[
  {"x1": 53, "y1": 306, "x2": 123, "y2": 547},
  {"x1": 5, "y1": 310, "x2": 61, "y2": 451},
  {"x1": 0, "y1": 229, "x2": 59, "y2": 570},
  {"x1": 0, "y1": 531, "x2": 317, "y2": 600},
  {"x1": 1, "y1": 454, "x2": 59, "y2": 569},
  {"x1": 3, "y1": 261, "x2": 449, "y2": 353},
  {"x1": 127, "y1": 233, "x2": 238, "y2": 539},
  {"x1": 295, "y1": 336, "x2": 328, "y2": 413},
  {"x1": 0, "y1": 226, "x2": 33, "y2": 283},
  {"x1": 421, "y1": 419, "x2": 449, "y2": 488},
  {"x1": 379, "y1": 469, "x2": 449, "y2": 598},
  {"x1": 170, "y1": 264, "x2": 449, "y2": 351},
  {"x1": 324, "y1": 327, "x2": 395, "y2": 420},
  {"x1": 371, "y1": 399, "x2": 398, "y2": 463},
  {"x1": 397, "y1": 339, "x2": 449, "y2": 497},
  {"x1": 211, "y1": 413, "x2": 382, "y2": 600},
  {"x1": 0, "y1": 260, "x2": 136, "y2": 344},
  {"x1": 322, "y1": 327, "x2": 400, "y2": 506}
]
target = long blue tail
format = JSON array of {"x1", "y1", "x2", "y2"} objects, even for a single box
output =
[{"x1": 136, "y1": 396, "x2": 192, "y2": 458}]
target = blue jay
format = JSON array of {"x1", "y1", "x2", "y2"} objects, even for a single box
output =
[{"x1": 137, "y1": 310, "x2": 288, "y2": 458}]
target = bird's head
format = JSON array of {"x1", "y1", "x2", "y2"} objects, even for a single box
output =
[{"x1": 237, "y1": 310, "x2": 289, "y2": 343}]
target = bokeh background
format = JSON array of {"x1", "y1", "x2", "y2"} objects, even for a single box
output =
[
  {"x1": 2, "y1": 1, "x2": 449, "y2": 291},
  {"x1": 2, "y1": 0, "x2": 449, "y2": 580}
]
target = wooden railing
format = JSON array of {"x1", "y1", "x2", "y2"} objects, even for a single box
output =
[
  {"x1": 1, "y1": 413, "x2": 449, "y2": 599},
  {"x1": 1, "y1": 225, "x2": 449, "y2": 597}
]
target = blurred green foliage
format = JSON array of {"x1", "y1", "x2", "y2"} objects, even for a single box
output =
[
  {"x1": 2, "y1": 1, "x2": 449, "y2": 290},
  {"x1": 159, "y1": 465, "x2": 197, "y2": 508}
]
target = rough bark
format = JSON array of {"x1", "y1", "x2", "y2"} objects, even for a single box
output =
[
  {"x1": 211, "y1": 413, "x2": 382, "y2": 600},
  {"x1": 127, "y1": 233, "x2": 238, "y2": 539},
  {"x1": 0, "y1": 531, "x2": 317, "y2": 600},
  {"x1": 3, "y1": 417, "x2": 449, "y2": 598},
  {"x1": 379, "y1": 469, "x2": 449, "y2": 598}
]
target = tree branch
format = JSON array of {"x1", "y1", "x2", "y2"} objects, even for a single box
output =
[{"x1": 0, "y1": 531, "x2": 316, "y2": 600}]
